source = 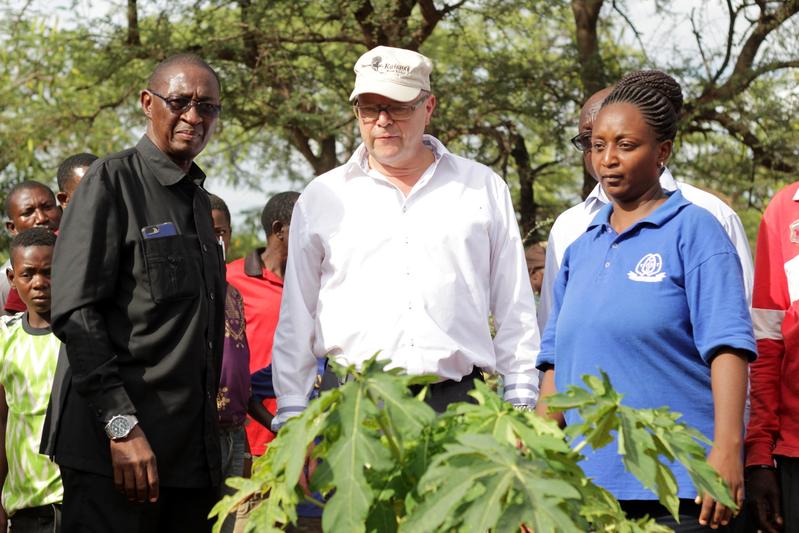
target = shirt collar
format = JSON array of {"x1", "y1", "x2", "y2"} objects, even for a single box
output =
[
  {"x1": 244, "y1": 248, "x2": 266, "y2": 277},
  {"x1": 136, "y1": 135, "x2": 207, "y2": 187},
  {"x1": 243, "y1": 247, "x2": 284, "y2": 286},
  {"x1": 793, "y1": 186, "x2": 799, "y2": 201},
  {"x1": 344, "y1": 134, "x2": 448, "y2": 179},
  {"x1": 584, "y1": 166, "x2": 677, "y2": 211},
  {"x1": 587, "y1": 189, "x2": 691, "y2": 234}
]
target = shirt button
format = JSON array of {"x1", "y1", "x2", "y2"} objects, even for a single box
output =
[
  {"x1": 207, "y1": 341, "x2": 213, "y2": 350},
  {"x1": 604, "y1": 262, "x2": 610, "y2": 268},
  {"x1": 612, "y1": 243, "x2": 619, "y2": 249},
  {"x1": 209, "y1": 292, "x2": 215, "y2": 301},
  {"x1": 202, "y1": 244, "x2": 208, "y2": 252}
]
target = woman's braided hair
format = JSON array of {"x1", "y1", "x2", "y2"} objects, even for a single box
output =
[{"x1": 601, "y1": 70, "x2": 683, "y2": 142}]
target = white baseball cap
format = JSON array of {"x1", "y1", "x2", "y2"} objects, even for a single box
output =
[{"x1": 349, "y1": 46, "x2": 433, "y2": 103}]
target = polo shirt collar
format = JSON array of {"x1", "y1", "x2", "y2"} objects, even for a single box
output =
[
  {"x1": 244, "y1": 248, "x2": 266, "y2": 277},
  {"x1": 136, "y1": 135, "x2": 207, "y2": 187},
  {"x1": 588, "y1": 189, "x2": 691, "y2": 235},
  {"x1": 585, "y1": 166, "x2": 677, "y2": 212},
  {"x1": 343, "y1": 134, "x2": 448, "y2": 179},
  {"x1": 243, "y1": 247, "x2": 284, "y2": 285}
]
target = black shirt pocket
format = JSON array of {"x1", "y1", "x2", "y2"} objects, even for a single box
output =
[{"x1": 142, "y1": 235, "x2": 202, "y2": 303}]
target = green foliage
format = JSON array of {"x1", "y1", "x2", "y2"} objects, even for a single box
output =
[{"x1": 211, "y1": 359, "x2": 732, "y2": 532}]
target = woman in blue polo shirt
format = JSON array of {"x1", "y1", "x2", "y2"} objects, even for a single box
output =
[{"x1": 536, "y1": 72, "x2": 754, "y2": 531}]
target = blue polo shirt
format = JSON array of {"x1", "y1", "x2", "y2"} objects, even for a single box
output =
[{"x1": 538, "y1": 190, "x2": 755, "y2": 500}]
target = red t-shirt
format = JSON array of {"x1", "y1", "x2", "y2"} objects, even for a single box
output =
[{"x1": 226, "y1": 249, "x2": 283, "y2": 456}]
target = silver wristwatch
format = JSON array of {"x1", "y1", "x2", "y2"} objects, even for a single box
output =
[{"x1": 104, "y1": 414, "x2": 139, "y2": 440}]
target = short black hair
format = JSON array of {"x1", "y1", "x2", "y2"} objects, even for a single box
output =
[
  {"x1": 4, "y1": 181, "x2": 57, "y2": 219},
  {"x1": 208, "y1": 193, "x2": 231, "y2": 226},
  {"x1": 148, "y1": 53, "x2": 221, "y2": 92},
  {"x1": 10, "y1": 227, "x2": 56, "y2": 266},
  {"x1": 602, "y1": 70, "x2": 683, "y2": 142},
  {"x1": 57, "y1": 152, "x2": 98, "y2": 191},
  {"x1": 261, "y1": 192, "x2": 300, "y2": 236}
]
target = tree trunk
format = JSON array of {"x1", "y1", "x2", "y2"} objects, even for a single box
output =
[{"x1": 571, "y1": 0, "x2": 606, "y2": 199}]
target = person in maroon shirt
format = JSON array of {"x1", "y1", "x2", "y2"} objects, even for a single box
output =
[{"x1": 209, "y1": 194, "x2": 272, "y2": 533}]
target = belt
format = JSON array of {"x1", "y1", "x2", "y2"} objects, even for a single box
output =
[{"x1": 13, "y1": 503, "x2": 60, "y2": 519}]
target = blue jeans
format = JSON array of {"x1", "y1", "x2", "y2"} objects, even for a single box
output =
[{"x1": 218, "y1": 426, "x2": 247, "y2": 533}]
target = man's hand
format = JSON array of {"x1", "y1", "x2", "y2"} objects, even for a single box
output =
[
  {"x1": 698, "y1": 446, "x2": 744, "y2": 529},
  {"x1": 297, "y1": 442, "x2": 317, "y2": 498},
  {"x1": 109, "y1": 425, "x2": 159, "y2": 503},
  {"x1": 746, "y1": 467, "x2": 783, "y2": 533}
]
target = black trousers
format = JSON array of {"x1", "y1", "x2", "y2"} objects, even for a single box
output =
[
  {"x1": 620, "y1": 499, "x2": 741, "y2": 532},
  {"x1": 408, "y1": 368, "x2": 482, "y2": 412},
  {"x1": 59, "y1": 467, "x2": 217, "y2": 533},
  {"x1": 778, "y1": 456, "x2": 799, "y2": 533}
]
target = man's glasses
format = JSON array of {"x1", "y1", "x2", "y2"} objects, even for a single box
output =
[
  {"x1": 353, "y1": 94, "x2": 428, "y2": 122},
  {"x1": 148, "y1": 90, "x2": 222, "y2": 118},
  {"x1": 570, "y1": 131, "x2": 592, "y2": 152}
]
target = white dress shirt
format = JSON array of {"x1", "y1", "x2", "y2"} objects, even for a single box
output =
[
  {"x1": 538, "y1": 167, "x2": 754, "y2": 332},
  {"x1": 272, "y1": 135, "x2": 540, "y2": 428}
]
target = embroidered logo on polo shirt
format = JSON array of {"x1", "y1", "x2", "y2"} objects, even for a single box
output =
[{"x1": 627, "y1": 253, "x2": 667, "y2": 283}]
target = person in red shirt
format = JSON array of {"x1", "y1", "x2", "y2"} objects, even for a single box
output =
[
  {"x1": 226, "y1": 191, "x2": 299, "y2": 457},
  {"x1": 747, "y1": 181, "x2": 799, "y2": 533}
]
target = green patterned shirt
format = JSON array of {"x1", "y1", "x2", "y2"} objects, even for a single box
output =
[{"x1": 0, "y1": 313, "x2": 63, "y2": 514}]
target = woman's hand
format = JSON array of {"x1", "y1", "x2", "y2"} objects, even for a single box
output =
[{"x1": 698, "y1": 444, "x2": 744, "y2": 528}]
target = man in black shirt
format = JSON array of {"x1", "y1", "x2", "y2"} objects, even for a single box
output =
[{"x1": 49, "y1": 53, "x2": 226, "y2": 532}]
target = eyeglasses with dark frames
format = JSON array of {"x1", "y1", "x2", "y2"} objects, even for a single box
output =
[
  {"x1": 353, "y1": 94, "x2": 429, "y2": 122},
  {"x1": 147, "y1": 90, "x2": 222, "y2": 118},
  {"x1": 570, "y1": 131, "x2": 592, "y2": 152}
]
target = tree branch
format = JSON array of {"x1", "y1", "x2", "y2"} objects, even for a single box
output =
[
  {"x1": 611, "y1": 0, "x2": 649, "y2": 63},
  {"x1": 127, "y1": 0, "x2": 140, "y2": 46},
  {"x1": 710, "y1": 0, "x2": 738, "y2": 85}
]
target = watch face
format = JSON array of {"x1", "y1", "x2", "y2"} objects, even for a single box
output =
[{"x1": 108, "y1": 416, "x2": 132, "y2": 438}]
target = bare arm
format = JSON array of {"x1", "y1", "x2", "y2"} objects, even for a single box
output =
[
  {"x1": 535, "y1": 368, "x2": 565, "y2": 427},
  {"x1": 699, "y1": 350, "x2": 748, "y2": 529},
  {"x1": 247, "y1": 396, "x2": 274, "y2": 431}
]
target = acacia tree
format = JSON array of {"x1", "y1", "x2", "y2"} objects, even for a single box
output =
[
  {"x1": 1, "y1": 0, "x2": 797, "y2": 239},
  {"x1": 571, "y1": 0, "x2": 799, "y2": 220}
]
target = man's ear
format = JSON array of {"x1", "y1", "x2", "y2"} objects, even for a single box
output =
[
  {"x1": 6, "y1": 266, "x2": 14, "y2": 290},
  {"x1": 56, "y1": 192, "x2": 68, "y2": 209},
  {"x1": 5, "y1": 221, "x2": 15, "y2": 236},
  {"x1": 140, "y1": 90, "x2": 153, "y2": 119},
  {"x1": 272, "y1": 220, "x2": 285, "y2": 239}
]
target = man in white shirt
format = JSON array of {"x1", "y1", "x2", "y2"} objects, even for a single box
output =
[
  {"x1": 538, "y1": 86, "x2": 754, "y2": 333},
  {"x1": 271, "y1": 46, "x2": 540, "y2": 429}
]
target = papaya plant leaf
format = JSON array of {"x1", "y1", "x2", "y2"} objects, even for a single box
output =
[{"x1": 321, "y1": 379, "x2": 392, "y2": 533}]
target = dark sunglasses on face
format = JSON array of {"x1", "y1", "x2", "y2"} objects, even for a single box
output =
[
  {"x1": 570, "y1": 131, "x2": 592, "y2": 152},
  {"x1": 148, "y1": 90, "x2": 222, "y2": 118}
]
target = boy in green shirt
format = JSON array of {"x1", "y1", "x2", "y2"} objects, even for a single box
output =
[{"x1": 0, "y1": 228, "x2": 62, "y2": 531}]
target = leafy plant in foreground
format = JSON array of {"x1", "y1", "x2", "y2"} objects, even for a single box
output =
[{"x1": 211, "y1": 358, "x2": 733, "y2": 532}]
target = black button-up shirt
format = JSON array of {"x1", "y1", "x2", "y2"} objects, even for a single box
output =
[{"x1": 51, "y1": 135, "x2": 225, "y2": 487}]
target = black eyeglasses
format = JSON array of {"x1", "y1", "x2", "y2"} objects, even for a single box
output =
[
  {"x1": 148, "y1": 90, "x2": 222, "y2": 118},
  {"x1": 353, "y1": 94, "x2": 429, "y2": 122},
  {"x1": 570, "y1": 131, "x2": 592, "y2": 152}
]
